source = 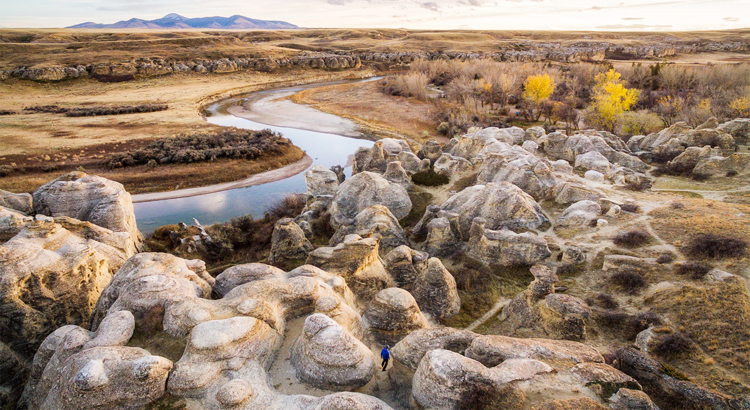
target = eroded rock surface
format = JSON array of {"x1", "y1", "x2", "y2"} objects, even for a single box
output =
[{"x1": 330, "y1": 171, "x2": 412, "y2": 227}]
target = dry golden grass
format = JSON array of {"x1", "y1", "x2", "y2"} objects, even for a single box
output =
[
  {"x1": 3, "y1": 28, "x2": 750, "y2": 70},
  {"x1": 0, "y1": 69, "x2": 366, "y2": 157},
  {"x1": 648, "y1": 199, "x2": 750, "y2": 254},
  {"x1": 649, "y1": 279, "x2": 750, "y2": 395},
  {"x1": 290, "y1": 81, "x2": 444, "y2": 144},
  {"x1": 0, "y1": 145, "x2": 305, "y2": 194}
]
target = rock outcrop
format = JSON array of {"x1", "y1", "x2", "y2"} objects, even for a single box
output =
[
  {"x1": 306, "y1": 235, "x2": 394, "y2": 301},
  {"x1": 290, "y1": 314, "x2": 375, "y2": 390},
  {"x1": 411, "y1": 258, "x2": 461, "y2": 320},
  {"x1": 268, "y1": 218, "x2": 314, "y2": 267},
  {"x1": 364, "y1": 288, "x2": 428, "y2": 337},
  {"x1": 500, "y1": 265, "x2": 591, "y2": 341},
  {"x1": 0, "y1": 189, "x2": 33, "y2": 215},
  {"x1": 440, "y1": 182, "x2": 549, "y2": 238},
  {"x1": 383, "y1": 245, "x2": 429, "y2": 287},
  {"x1": 329, "y1": 205, "x2": 408, "y2": 256},
  {"x1": 467, "y1": 218, "x2": 552, "y2": 266},
  {"x1": 32, "y1": 172, "x2": 143, "y2": 253},
  {"x1": 329, "y1": 171, "x2": 412, "y2": 227},
  {"x1": 476, "y1": 147, "x2": 557, "y2": 200},
  {"x1": 557, "y1": 200, "x2": 602, "y2": 227}
]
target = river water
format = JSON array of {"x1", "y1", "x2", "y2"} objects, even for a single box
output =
[{"x1": 132, "y1": 83, "x2": 375, "y2": 233}]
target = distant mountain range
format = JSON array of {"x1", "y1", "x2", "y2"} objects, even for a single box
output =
[{"x1": 68, "y1": 13, "x2": 298, "y2": 29}]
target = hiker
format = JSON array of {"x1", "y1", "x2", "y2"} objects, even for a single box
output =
[{"x1": 381, "y1": 345, "x2": 390, "y2": 371}]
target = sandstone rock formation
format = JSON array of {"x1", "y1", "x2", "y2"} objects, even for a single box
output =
[
  {"x1": 214, "y1": 263, "x2": 286, "y2": 297},
  {"x1": 329, "y1": 205, "x2": 408, "y2": 256},
  {"x1": 411, "y1": 258, "x2": 460, "y2": 320},
  {"x1": 557, "y1": 200, "x2": 602, "y2": 227},
  {"x1": 383, "y1": 245, "x2": 429, "y2": 287},
  {"x1": 0, "y1": 189, "x2": 33, "y2": 215},
  {"x1": 18, "y1": 311, "x2": 172, "y2": 410},
  {"x1": 476, "y1": 147, "x2": 557, "y2": 200},
  {"x1": 353, "y1": 138, "x2": 427, "y2": 175},
  {"x1": 500, "y1": 265, "x2": 590, "y2": 340},
  {"x1": 32, "y1": 172, "x2": 143, "y2": 253},
  {"x1": 440, "y1": 182, "x2": 549, "y2": 237},
  {"x1": 305, "y1": 165, "x2": 340, "y2": 197},
  {"x1": 306, "y1": 235, "x2": 394, "y2": 301},
  {"x1": 364, "y1": 288, "x2": 428, "y2": 337},
  {"x1": 268, "y1": 218, "x2": 314, "y2": 267},
  {"x1": 0, "y1": 206, "x2": 32, "y2": 241},
  {"x1": 290, "y1": 313, "x2": 375, "y2": 390},
  {"x1": 329, "y1": 171, "x2": 412, "y2": 227},
  {"x1": 467, "y1": 218, "x2": 552, "y2": 266}
]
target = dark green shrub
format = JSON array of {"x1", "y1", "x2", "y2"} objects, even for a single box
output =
[{"x1": 411, "y1": 169, "x2": 449, "y2": 186}]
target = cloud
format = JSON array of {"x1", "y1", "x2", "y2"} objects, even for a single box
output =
[
  {"x1": 468, "y1": 0, "x2": 481, "y2": 5},
  {"x1": 421, "y1": 2, "x2": 440, "y2": 12},
  {"x1": 723, "y1": 17, "x2": 739, "y2": 21},
  {"x1": 621, "y1": 17, "x2": 643, "y2": 20},
  {"x1": 596, "y1": 23, "x2": 673, "y2": 29},
  {"x1": 327, "y1": 0, "x2": 352, "y2": 5}
]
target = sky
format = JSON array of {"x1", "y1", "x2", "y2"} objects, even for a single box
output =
[{"x1": 1, "y1": 0, "x2": 748, "y2": 30}]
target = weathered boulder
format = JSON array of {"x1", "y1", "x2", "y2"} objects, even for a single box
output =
[
  {"x1": 525, "y1": 126, "x2": 546, "y2": 141},
  {"x1": 584, "y1": 170, "x2": 605, "y2": 181},
  {"x1": 411, "y1": 258, "x2": 460, "y2": 320},
  {"x1": 364, "y1": 288, "x2": 428, "y2": 335},
  {"x1": 553, "y1": 181, "x2": 604, "y2": 205},
  {"x1": 329, "y1": 171, "x2": 412, "y2": 227},
  {"x1": 571, "y1": 362, "x2": 642, "y2": 399},
  {"x1": 717, "y1": 118, "x2": 750, "y2": 142},
  {"x1": 575, "y1": 151, "x2": 611, "y2": 174},
  {"x1": 467, "y1": 218, "x2": 551, "y2": 266},
  {"x1": 32, "y1": 172, "x2": 142, "y2": 253},
  {"x1": 667, "y1": 145, "x2": 723, "y2": 172},
  {"x1": 19, "y1": 311, "x2": 172, "y2": 410},
  {"x1": 0, "y1": 189, "x2": 32, "y2": 214},
  {"x1": 500, "y1": 265, "x2": 590, "y2": 341},
  {"x1": 214, "y1": 263, "x2": 286, "y2": 297},
  {"x1": 556, "y1": 200, "x2": 601, "y2": 227},
  {"x1": 290, "y1": 314, "x2": 375, "y2": 390},
  {"x1": 353, "y1": 138, "x2": 425, "y2": 174},
  {"x1": 418, "y1": 139, "x2": 443, "y2": 164},
  {"x1": 440, "y1": 182, "x2": 549, "y2": 238},
  {"x1": 411, "y1": 349, "x2": 528, "y2": 410},
  {"x1": 383, "y1": 245, "x2": 429, "y2": 287},
  {"x1": 424, "y1": 214, "x2": 463, "y2": 257},
  {"x1": 433, "y1": 153, "x2": 475, "y2": 177},
  {"x1": 476, "y1": 148, "x2": 557, "y2": 200},
  {"x1": 384, "y1": 161, "x2": 412, "y2": 188},
  {"x1": 0, "y1": 217, "x2": 140, "y2": 368},
  {"x1": 392, "y1": 327, "x2": 479, "y2": 371},
  {"x1": 305, "y1": 165, "x2": 340, "y2": 197},
  {"x1": 329, "y1": 205, "x2": 408, "y2": 256},
  {"x1": 465, "y1": 334, "x2": 604, "y2": 367},
  {"x1": 306, "y1": 235, "x2": 394, "y2": 301},
  {"x1": 608, "y1": 388, "x2": 660, "y2": 410},
  {"x1": 694, "y1": 153, "x2": 750, "y2": 176},
  {"x1": 268, "y1": 218, "x2": 314, "y2": 267},
  {"x1": 0, "y1": 206, "x2": 32, "y2": 241}
]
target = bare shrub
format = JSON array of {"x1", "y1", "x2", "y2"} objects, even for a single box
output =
[
  {"x1": 586, "y1": 293, "x2": 619, "y2": 309},
  {"x1": 685, "y1": 234, "x2": 747, "y2": 259},
  {"x1": 613, "y1": 230, "x2": 651, "y2": 248},
  {"x1": 611, "y1": 270, "x2": 646, "y2": 293},
  {"x1": 653, "y1": 333, "x2": 693, "y2": 358},
  {"x1": 676, "y1": 261, "x2": 711, "y2": 280}
]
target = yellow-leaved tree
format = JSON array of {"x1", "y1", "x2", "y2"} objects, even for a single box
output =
[
  {"x1": 587, "y1": 69, "x2": 640, "y2": 131},
  {"x1": 523, "y1": 74, "x2": 555, "y2": 121}
]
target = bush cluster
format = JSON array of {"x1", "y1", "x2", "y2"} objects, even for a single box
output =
[
  {"x1": 685, "y1": 234, "x2": 747, "y2": 259},
  {"x1": 653, "y1": 333, "x2": 693, "y2": 358},
  {"x1": 0, "y1": 110, "x2": 17, "y2": 116},
  {"x1": 611, "y1": 270, "x2": 646, "y2": 293},
  {"x1": 411, "y1": 169, "x2": 450, "y2": 186},
  {"x1": 613, "y1": 229, "x2": 651, "y2": 248},
  {"x1": 25, "y1": 104, "x2": 168, "y2": 117},
  {"x1": 107, "y1": 128, "x2": 291, "y2": 168},
  {"x1": 676, "y1": 261, "x2": 711, "y2": 280}
]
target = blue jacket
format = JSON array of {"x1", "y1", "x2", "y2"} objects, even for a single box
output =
[{"x1": 381, "y1": 348, "x2": 390, "y2": 360}]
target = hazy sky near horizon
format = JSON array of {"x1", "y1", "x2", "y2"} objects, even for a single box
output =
[{"x1": 1, "y1": 0, "x2": 748, "y2": 31}]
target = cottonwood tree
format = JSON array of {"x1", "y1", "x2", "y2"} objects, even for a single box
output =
[
  {"x1": 585, "y1": 69, "x2": 640, "y2": 132},
  {"x1": 522, "y1": 74, "x2": 555, "y2": 121}
]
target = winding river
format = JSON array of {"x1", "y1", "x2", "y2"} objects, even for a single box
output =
[{"x1": 132, "y1": 79, "x2": 377, "y2": 233}]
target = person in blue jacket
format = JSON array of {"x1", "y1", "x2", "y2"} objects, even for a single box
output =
[{"x1": 381, "y1": 345, "x2": 390, "y2": 371}]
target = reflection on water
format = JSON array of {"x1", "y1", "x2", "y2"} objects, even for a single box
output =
[{"x1": 133, "y1": 87, "x2": 375, "y2": 234}]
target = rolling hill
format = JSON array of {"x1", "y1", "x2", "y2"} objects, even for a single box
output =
[{"x1": 68, "y1": 13, "x2": 298, "y2": 29}]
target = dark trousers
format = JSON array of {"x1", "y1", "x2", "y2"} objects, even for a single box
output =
[{"x1": 381, "y1": 358, "x2": 389, "y2": 371}]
